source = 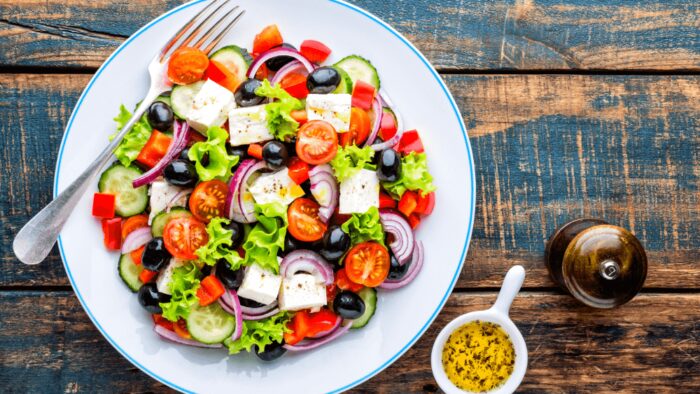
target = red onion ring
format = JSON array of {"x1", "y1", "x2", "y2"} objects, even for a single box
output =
[
  {"x1": 309, "y1": 164, "x2": 338, "y2": 223},
  {"x1": 121, "y1": 227, "x2": 152, "y2": 254},
  {"x1": 165, "y1": 188, "x2": 192, "y2": 213},
  {"x1": 379, "y1": 241, "x2": 424, "y2": 290},
  {"x1": 225, "y1": 159, "x2": 267, "y2": 223},
  {"x1": 239, "y1": 300, "x2": 278, "y2": 316},
  {"x1": 280, "y1": 250, "x2": 334, "y2": 285},
  {"x1": 133, "y1": 120, "x2": 191, "y2": 188},
  {"x1": 309, "y1": 315, "x2": 342, "y2": 339},
  {"x1": 379, "y1": 209, "x2": 414, "y2": 266},
  {"x1": 364, "y1": 95, "x2": 384, "y2": 146},
  {"x1": 283, "y1": 320, "x2": 352, "y2": 352},
  {"x1": 225, "y1": 159, "x2": 255, "y2": 219},
  {"x1": 247, "y1": 47, "x2": 315, "y2": 79},
  {"x1": 218, "y1": 289, "x2": 243, "y2": 341},
  {"x1": 270, "y1": 60, "x2": 314, "y2": 87},
  {"x1": 370, "y1": 91, "x2": 404, "y2": 152},
  {"x1": 154, "y1": 324, "x2": 222, "y2": 348},
  {"x1": 242, "y1": 308, "x2": 281, "y2": 321}
]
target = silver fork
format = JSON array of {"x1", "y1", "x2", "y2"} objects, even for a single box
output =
[{"x1": 13, "y1": 0, "x2": 246, "y2": 265}]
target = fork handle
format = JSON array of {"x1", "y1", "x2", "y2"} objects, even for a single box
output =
[{"x1": 13, "y1": 90, "x2": 161, "y2": 265}]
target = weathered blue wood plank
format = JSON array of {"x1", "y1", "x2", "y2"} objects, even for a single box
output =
[
  {"x1": 0, "y1": 0, "x2": 698, "y2": 70},
  {"x1": 1, "y1": 74, "x2": 698, "y2": 288},
  {"x1": 1, "y1": 292, "x2": 698, "y2": 392}
]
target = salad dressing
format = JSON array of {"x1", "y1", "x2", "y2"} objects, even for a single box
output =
[{"x1": 441, "y1": 320, "x2": 515, "y2": 392}]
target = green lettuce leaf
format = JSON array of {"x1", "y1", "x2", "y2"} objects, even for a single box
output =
[
  {"x1": 382, "y1": 152, "x2": 436, "y2": 198},
  {"x1": 255, "y1": 79, "x2": 304, "y2": 141},
  {"x1": 188, "y1": 126, "x2": 239, "y2": 181},
  {"x1": 159, "y1": 262, "x2": 201, "y2": 322},
  {"x1": 241, "y1": 202, "x2": 288, "y2": 274},
  {"x1": 195, "y1": 217, "x2": 245, "y2": 269},
  {"x1": 110, "y1": 105, "x2": 152, "y2": 167},
  {"x1": 224, "y1": 312, "x2": 291, "y2": 354},
  {"x1": 329, "y1": 145, "x2": 376, "y2": 183},
  {"x1": 341, "y1": 206, "x2": 385, "y2": 246}
]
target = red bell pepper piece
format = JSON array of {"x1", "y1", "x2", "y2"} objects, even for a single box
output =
[
  {"x1": 197, "y1": 275, "x2": 226, "y2": 306},
  {"x1": 279, "y1": 72, "x2": 309, "y2": 99},
  {"x1": 398, "y1": 190, "x2": 419, "y2": 217},
  {"x1": 378, "y1": 108, "x2": 398, "y2": 142},
  {"x1": 290, "y1": 109, "x2": 308, "y2": 125},
  {"x1": 335, "y1": 268, "x2": 363, "y2": 292},
  {"x1": 414, "y1": 191, "x2": 435, "y2": 216},
  {"x1": 253, "y1": 25, "x2": 283, "y2": 57},
  {"x1": 136, "y1": 130, "x2": 172, "y2": 168},
  {"x1": 247, "y1": 143, "x2": 264, "y2": 160},
  {"x1": 351, "y1": 80, "x2": 376, "y2": 111},
  {"x1": 92, "y1": 193, "x2": 116, "y2": 219},
  {"x1": 287, "y1": 157, "x2": 310, "y2": 184},
  {"x1": 205, "y1": 59, "x2": 240, "y2": 92},
  {"x1": 152, "y1": 314, "x2": 174, "y2": 331},
  {"x1": 408, "y1": 214, "x2": 421, "y2": 229},
  {"x1": 101, "y1": 217, "x2": 122, "y2": 250},
  {"x1": 174, "y1": 319, "x2": 191, "y2": 339},
  {"x1": 139, "y1": 269, "x2": 157, "y2": 284},
  {"x1": 395, "y1": 129, "x2": 424, "y2": 155},
  {"x1": 300, "y1": 40, "x2": 332, "y2": 63},
  {"x1": 379, "y1": 192, "x2": 397, "y2": 209},
  {"x1": 130, "y1": 246, "x2": 145, "y2": 266}
]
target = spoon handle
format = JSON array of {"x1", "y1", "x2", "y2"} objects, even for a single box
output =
[{"x1": 491, "y1": 265, "x2": 526, "y2": 315}]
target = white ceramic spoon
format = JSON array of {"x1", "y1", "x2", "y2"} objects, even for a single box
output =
[{"x1": 431, "y1": 265, "x2": 528, "y2": 394}]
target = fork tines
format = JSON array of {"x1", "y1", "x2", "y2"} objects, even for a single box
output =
[{"x1": 159, "y1": 0, "x2": 246, "y2": 62}]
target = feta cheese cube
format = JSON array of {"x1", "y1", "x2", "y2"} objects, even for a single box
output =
[
  {"x1": 278, "y1": 274, "x2": 327, "y2": 312},
  {"x1": 237, "y1": 264, "x2": 282, "y2": 305},
  {"x1": 228, "y1": 105, "x2": 274, "y2": 146},
  {"x1": 249, "y1": 168, "x2": 305, "y2": 206},
  {"x1": 156, "y1": 258, "x2": 187, "y2": 295},
  {"x1": 306, "y1": 94, "x2": 352, "y2": 133},
  {"x1": 186, "y1": 80, "x2": 235, "y2": 133},
  {"x1": 148, "y1": 179, "x2": 188, "y2": 223},
  {"x1": 339, "y1": 169, "x2": 380, "y2": 214}
]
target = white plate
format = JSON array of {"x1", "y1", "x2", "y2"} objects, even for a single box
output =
[{"x1": 54, "y1": 1, "x2": 475, "y2": 392}]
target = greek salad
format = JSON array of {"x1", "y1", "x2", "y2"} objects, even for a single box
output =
[{"x1": 93, "y1": 24, "x2": 436, "y2": 361}]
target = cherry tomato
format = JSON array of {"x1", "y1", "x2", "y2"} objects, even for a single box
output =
[
  {"x1": 335, "y1": 268, "x2": 363, "y2": 292},
  {"x1": 167, "y1": 47, "x2": 209, "y2": 85},
  {"x1": 287, "y1": 198, "x2": 327, "y2": 242},
  {"x1": 121, "y1": 214, "x2": 149, "y2": 241},
  {"x1": 339, "y1": 107, "x2": 371, "y2": 147},
  {"x1": 253, "y1": 25, "x2": 283, "y2": 56},
  {"x1": 296, "y1": 120, "x2": 338, "y2": 165},
  {"x1": 344, "y1": 241, "x2": 390, "y2": 287},
  {"x1": 162, "y1": 217, "x2": 209, "y2": 260},
  {"x1": 189, "y1": 180, "x2": 228, "y2": 222}
]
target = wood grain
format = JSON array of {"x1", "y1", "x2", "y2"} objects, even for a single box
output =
[
  {"x1": 1, "y1": 291, "x2": 698, "y2": 393},
  {"x1": 1, "y1": 73, "x2": 698, "y2": 288},
  {"x1": 1, "y1": 0, "x2": 698, "y2": 70}
]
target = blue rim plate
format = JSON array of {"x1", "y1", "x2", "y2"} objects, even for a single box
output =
[{"x1": 54, "y1": 1, "x2": 475, "y2": 392}]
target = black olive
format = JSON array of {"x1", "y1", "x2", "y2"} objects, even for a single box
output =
[
  {"x1": 283, "y1": 233, "x2": 303, "y2": 255},
  {"x1": 137, "y1": 283, "x2": 171, "y2": 314},
  {"x1": 333, "y1": 291, "x2": 365, "y2": 319},
  {"x1": 235, "y1": 78, "x2": 264, "y2": 107},
  {"x1": 239, "y1": 297, "x2": 266, "y2": 308},
  {"x1": 262, "y1": 141, "x2": 289, "y2": 169},
  {"x1": 377, "y1": 149, "x2": 402, "y2": 182},
  {"x1": 200, "y1": 264, "x2": 212, "y2": 277},
  {"x1": 215, "y1": 259, "x2": 245, "y2": 290},
  {"x1": 387, "y1": 252, "x2": 410, "y2": 280},
  {"x1": 141, "y1": 237, "x2": 171, "y2": 272},
  {"x1": 306, "y1": 67, "x2": 341, "y2": 94},
  {"x1": 164, "y1": 159, "x2": 198, "y2": 188},
  {"x1": 147, "y1": 101, "x2": 174, "y2": 131},
  {"x1": 224, "y1": 220, "x2": 245, "y2": 250},
  {"x1": 319, "y1": 225, "x2": 351, "y2": 262},
  {"x1": 265, "y1": 43, "x2": 297, "y2": 71},
  {"x1": 300, "y1": 180, "x2": 312, "y2": 196},
  {"x1": 254, "y1": 342, "x2": 287, "y2": 361},
  {"x1": 227, "y1": 145, "x2": 248, "y2": 162},
  {"x1": 179, "y1": 147, "x2": 193, "y2": 162}
]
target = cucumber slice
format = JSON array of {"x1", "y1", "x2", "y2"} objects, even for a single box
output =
[
  {"x1": 210, "y1": 45, "x2": 252, "y2": 84},
  {"x1": 98, "y1": 164, "x2": 148, "y2": 217},
  {"x1": 151, "y1": 207, "x2": 193, "y2": 237},
  {"x1": 170, "y1": 81, "x2": 205, "y2": 119},
  {"x1": 351, "y1": 287, "x2": 377, "y2": 329},
  {"x1": 334, "y1": 55, "x2": 380, "y2": 90},
  {"x1": 187, "y1": 303, "x2": 236, "y2": 344},
  {"x1": 118, "y1": 253, "x2": 144, "y2": 292},
  {"x1": 155, "y1": 94, "x2": 172, "y2": 107},
  {"x1": 333, "y1": 67, "x2": 353, "y2": 94}
]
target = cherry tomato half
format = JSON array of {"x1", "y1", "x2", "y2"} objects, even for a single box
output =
[
  {"x1": 189, "y1": 180, "x2": 228, "y2": 222},
  {"x1": 287, "y1": 198, "x2": 327, "y2": 242},
  {"x1": 121, "y1": 214, "x2": 149, "y2": 241},
  {"x1": 167, "y1": 47, "x2": 209, "y2": 85},
  {"x1": 339, "y1": 107, "x2": 371, "y2": 147},
  {"x1": 296, "y1": 120, "x2": 338, "y2": 165},
  {"x1": 344, "y1": 241, "x2": 390, "y2": 287},
  {"x1": 163, "y1": 217, "x2": 209, "y2": 260}
]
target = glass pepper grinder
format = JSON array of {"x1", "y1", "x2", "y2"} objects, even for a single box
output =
[{"x1": 545, "y1": 218, "x2": 648, "y2": 308}]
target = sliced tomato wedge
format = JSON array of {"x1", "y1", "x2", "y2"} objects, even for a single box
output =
[
  {"x1": 335, "y1": 268, "x2": 363, "y2": 292},
  {"x1": 300, "y1": 40, "x2": 332, "y2": 63},
  {"x1": 287, "y1": 157, "x2": 310, "y2": 185},
  {"x1": 378, "y1": 108, "x2": 398, "y2": 142},
  {"x1": 287, "y1": 198, "x2": 327, "y2": 242},
  {"x1": 339, "y1": 107, "x2": 371, "y2": 147},
  {"x1": 136, "y1": 130, "x2": 172, "y2": 168},
  {"x1": 189, "y1": 180, "x2": 228, "y2": 222},
  {"x1": 351, "y1": 80, "x2": 376, "y2": 111},
  {"x1": 395, "y1": 129, "x2": 424, "y2": 154},
  {"x1": 167, "y1": 47, "x2": 209, "y2": 85},
  {"x1": 379, "y1": 192, "x2": 397, "y2": 209},
  {"x1": 121, "y1": 214, "x2": 149, "y2": 241},
  {"x1": 205, "y1": 59, "x2": 241, "y2": 92},
  {"x1": 344, "y1": 241, "x2": 390, "y2": 287},
  {"x1": 253, "y1": 25, "x2": 283, "y2": 56},
  {"x1": 296, "y1": 120, "x2": 338, "y2": 165},
  {"x1": 162, "y1": 217, "x2": 209, "y2": 260}
]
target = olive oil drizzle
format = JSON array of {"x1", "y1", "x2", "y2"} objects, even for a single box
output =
[{"x1": 441, "y1": 320, "x2": 515, "y2": 392}]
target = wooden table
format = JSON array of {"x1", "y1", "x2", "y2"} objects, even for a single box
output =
[{"x1": 1, "y1": 1, "x2": 698, "y2": 392}]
